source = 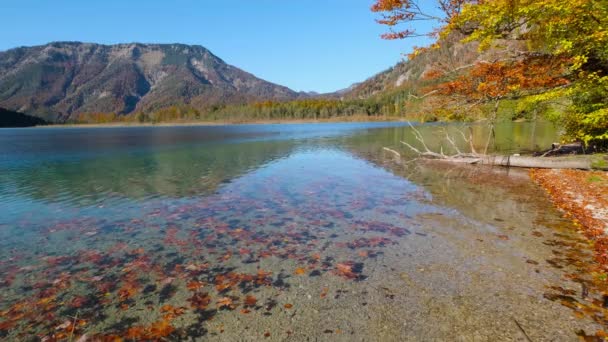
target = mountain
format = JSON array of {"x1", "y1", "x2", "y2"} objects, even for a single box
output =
[
  {"x1": 0, "y1": 107, "x2": 47, "y2": 127},
  {"x1": 342, "y1": 40, "x2": 478, "y2": 100},
  {"x1": 340, "y1": 32, "x2": 527, "y2": 101},
  {"x1": 329, "y1": 83, "x2": 361, "y2": 97},
  {"x1": 0, "y1": 42, "x2": 303, "y2": 122}
]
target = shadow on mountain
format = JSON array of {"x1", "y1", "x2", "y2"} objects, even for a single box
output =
[{"x1": 0, "y1": 108, "x2": 48, "y2": 127}]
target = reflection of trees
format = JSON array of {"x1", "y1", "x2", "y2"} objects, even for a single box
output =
[
  {"x1": 3, "y1": 140, "x2": 297, "y2": 205},
  {"x1": 1, "y1": 122, "x2": 557, "y2": 207},
  {"x1": 352, "y1": 145, "x2": 564, "y2": 233},
  {"x1": 343, "y1": 121, "x2": 561, "y2": 228},
  {"x1": 342, "y1": 122, "x2": 558, "y2": 157}
]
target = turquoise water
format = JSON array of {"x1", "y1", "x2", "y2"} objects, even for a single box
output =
[{"x1": 0, "y1": 122, "x2": 603, "y2": 340}]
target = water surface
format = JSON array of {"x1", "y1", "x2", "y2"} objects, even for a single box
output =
[{"x1": 1, "y1": 122, "x2": 604, "y2": 340}]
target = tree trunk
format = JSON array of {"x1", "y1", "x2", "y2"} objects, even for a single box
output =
[
  {"x1": 434, "y1": 154, "x2": 608, "y2": 170},
  {"x1": 483, "y1": 99, "x2": 499, "y2": 155},
  {"x1": 392, "y1": 121, "x2": 608, "y2": 171}
]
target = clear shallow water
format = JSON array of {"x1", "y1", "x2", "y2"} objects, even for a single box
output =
[{"x1": 0, "y1": 122, "x2": 605, "y2": 340}]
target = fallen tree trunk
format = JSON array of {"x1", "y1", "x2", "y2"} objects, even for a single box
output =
[
  {"x1": 435, "y1": 154, "x2": 608, "y2": 170},
  {"x1": 383, "y1": 143, "x2": 608, "y2": 170},
  {"x1": 391, "y1": 122, "x2": 608, "y2": 170}
]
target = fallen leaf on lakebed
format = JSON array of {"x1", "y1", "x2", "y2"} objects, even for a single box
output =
[
  {"x1": 244, "y1": 295, "x2": 257, "y2": 307},
  {"x1": 217, "y1": 297, "x2": 236, "y2": 310}
]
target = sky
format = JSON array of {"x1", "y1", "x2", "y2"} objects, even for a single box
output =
[{"x1": 0, "y1": 0, "x2": 437, "y2": 93}]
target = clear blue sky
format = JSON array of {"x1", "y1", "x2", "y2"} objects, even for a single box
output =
[{"x1": 1, "y1": 0, "x2": 436, "y2": 93}]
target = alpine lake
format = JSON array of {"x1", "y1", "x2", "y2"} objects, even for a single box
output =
[{"x1": 1, "y1": 122, "x2": 606, "y2": 341}]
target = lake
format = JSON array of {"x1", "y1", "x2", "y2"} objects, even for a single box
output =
[{"x1": 0, "y1": 122, "x2": 604, "y2": 341}]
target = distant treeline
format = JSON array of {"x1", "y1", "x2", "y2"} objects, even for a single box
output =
[
  {"x1": 70, "y1": 96, "x2": 422, "y2": 124},
  {"x1": 70, "y1": 86, "x2": 542, "y2": 125}
]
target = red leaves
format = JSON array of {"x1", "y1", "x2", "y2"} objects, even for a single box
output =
[
  {"x1": 215, "y1": 282, "x2": 232, "y2": 293},
  {"x1": 531, "y1": 169, "x2": 608, "y2": 269},
  {"x1": 164, "y1": 227, "x2": 189, "y2": 247},
  {"x1": 335, "y1": 262, "x2": 359, "y2": 280},
  {"x1": 244, "y1": 295, "x2": 257, "y2": 307},
  {"x1": 185, "y1": 262, "x2": 209, "y2": 274},
  {"x1": 356, "y1": 221, "x2": 409, "y2": 237},
  {"x1": 412, "y1": 55, "x2": 572, "y2": 121},
  {"x1": 219, "y1": 251, "x2": 232, "y2": 262},
  {"x1": 380, "y1": 31, "x2": 415, "y2": 40},
  {"x1": 258, "y1": 250, "x2": 273, "y2": 259},
  {"x1": 214, "y1": 273, "x2": 243, "y2": 292},
  {"x1": 433, "y1": 57, "x2": 570, "y2": 102},
  {"x1": 78, "y1": 250, "x2": 104, "y2": 265},
  {"x1": 188, "y1": 292, "x2": 212, "y2": 310},
  {"x1": 346, "y1": 236, "x2": 392, "y2": 249},
  {"x1": 96, "y1": 281, "x2": 115, "y2": 295},
  {"x1": 160, "y1": 305, "x2": 186, "y2": 319},
  {"x1": 125, "y1": 326, "x2": 146, "y2": 339},
  {"x1": 186, "y1": 280, "x2": 206, "y2": 291},
  {"x1": 212, "y1": 270, "x2": 275, "y2": 295},
  {"x1": 371, "y1": 0, "x2": 471, "y2": 39},
  {"x1": 358, "y1": 250, "x2": 370, "y2": 258},
  {"x1": 0, "y1": 160, "x2": 419, "y2": 340},
  {"x1": 239, "y1": 247, "x2": 252, "y2": 256},
  {"x1": 371, "y1": 0, "x2": 409, "y2": 14},
  {"x1": 130, "y1": 248, "x2": 145, "y2": 255},
  {"x1": 69, "y1": 296, "x2": 89, "y2": 308},
  {"x1": 117, "y1": 282, "x2": 139, "y2": 301},
  {"x1": 44, "y1": 256, "x2": 73, "y2": 266},
  {"x1": 217, "y1": 297, "x2": 236, "y2": 310},
  {"x1": 124, "y1": 319, "x2": 175, "y2": 340},
  {"x1": 36, "y1": 295, "x2": 56, "y2": 306},
  {"x1": 256, "y1": 269, "x2": 273, "y2": 285},
  {"x1": 149, "y1": 319, "x2": 175, "y2": 338},
  {"x1": 294, "y1": 267, "x2": 307, "y2": 275}
]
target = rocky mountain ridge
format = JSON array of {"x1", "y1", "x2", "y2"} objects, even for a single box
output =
[{"x1": 0, "y1": 42, "x2": 304, "y2": 122}]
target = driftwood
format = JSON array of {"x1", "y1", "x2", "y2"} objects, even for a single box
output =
[
  {"x1": 423, "y1": 153, "x2": 607, "y2": 170},
  {"x1": 382, "y1": 147, "x2": 401, "y2": 158},
  {"x1": 387, "y1": 123, "x2": 608, "y2": 170}
]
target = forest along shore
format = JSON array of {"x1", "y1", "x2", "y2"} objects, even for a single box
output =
[
  {"x1": 531, "y1": 169, "x2": 608, "y2": 270},
  {"x1": 31, "y1": 115, "x2": 406, "y2": 129}
]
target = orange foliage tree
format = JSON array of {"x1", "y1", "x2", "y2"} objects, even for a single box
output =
[
  {"x1": 371, "y1": 0, "x2": 473, "y2": 39},
  {"x1": 427, "y1": 56, "x2": 570, "y2": 151},
  {"x1": 374, "y1": 0, "x2": 608, "y2": 146},
  {"x1": 432, "y1": 57, "x2": 570, "y2": 106}
]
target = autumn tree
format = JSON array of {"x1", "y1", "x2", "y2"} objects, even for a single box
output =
[
  {"x1": 429, "y1": 57, "x2": 570, "y2": 152},
  {"x1": 447, "y1": 0, "x2": 608, "y2": 145},
  {"x1": 374, "y1": 0, "x2": 608, "y2": 146},
  {"x1": 371, "y1": 0, "x2": 474, "y2": 40}
]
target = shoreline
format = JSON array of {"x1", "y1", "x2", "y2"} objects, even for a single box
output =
[
  {"x1": 6, "y1": 116, "x2": 544, "y2": 130},
  {"x1": 531, "y1": 169, "x2": 608, "y2": 269},
  {"x1": 29, "y1": 116, "x2": 409, "y2": 129}
]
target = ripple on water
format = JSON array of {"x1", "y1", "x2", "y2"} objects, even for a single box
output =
[{"x1": 0, "y1": 123, "x2": 604, "y2": 340}]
